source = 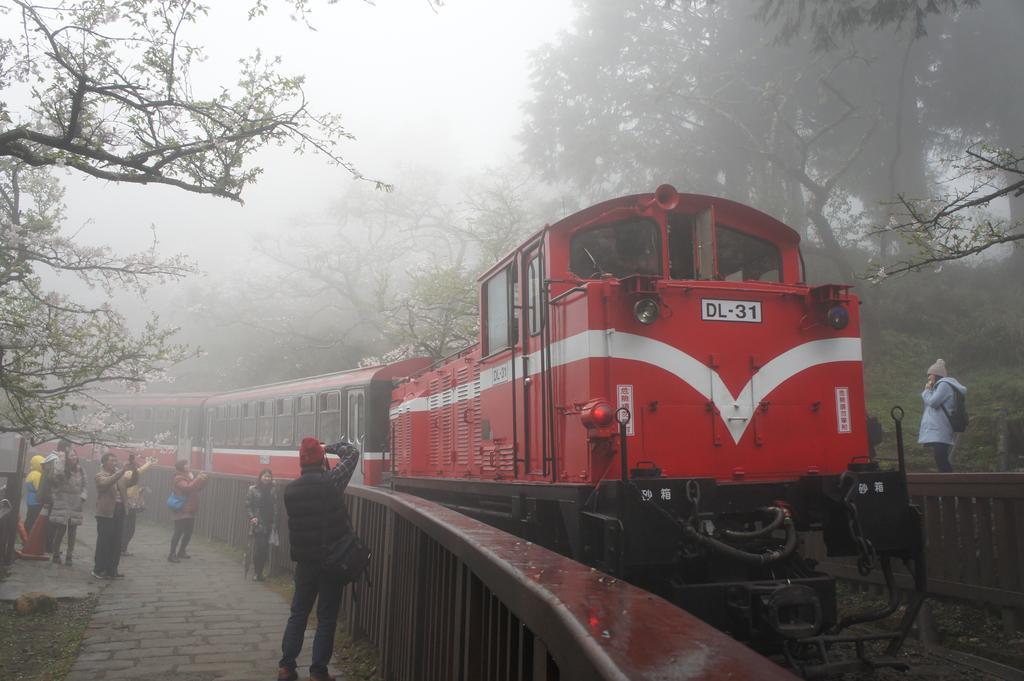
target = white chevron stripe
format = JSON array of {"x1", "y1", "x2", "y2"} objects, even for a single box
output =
[{"x1": 390, "y1": 331, "x2": 862, "y2": 444}]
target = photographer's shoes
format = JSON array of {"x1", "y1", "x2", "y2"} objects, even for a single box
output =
[
  {"x1": 308, "y1": 674, "x2": 335, "y2": 681},
  {"x1": 276, "y1": 668, "x2": 298, "y2": 681}
]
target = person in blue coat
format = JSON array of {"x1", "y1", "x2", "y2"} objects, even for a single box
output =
[{"x1": 918, "y1": 359, "x2": 967, "y2": 472}]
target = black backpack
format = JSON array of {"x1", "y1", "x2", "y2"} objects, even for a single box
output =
[{"x1": 940, "y1": 383, "x2": 969, "y2": 433}]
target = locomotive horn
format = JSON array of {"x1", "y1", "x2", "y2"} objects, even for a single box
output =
[{"x1": 654, "y1": 184, "x2": 680, "y2": 210}]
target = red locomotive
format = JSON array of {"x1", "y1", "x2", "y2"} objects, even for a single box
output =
[
  {"x1": 67, "y1": 186, "x2": 925, "y2": 675},
  {"x1": 388, "y1": 186, "x2": 926, "y2": 674}
]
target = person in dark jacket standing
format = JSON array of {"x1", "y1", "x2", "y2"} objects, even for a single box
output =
[
  {"x1": 277, "y1": 436, "x2": 359, "y2": 681},
  {"x1": 246, "y1": 468, "x2": 277, "y2": 581}
]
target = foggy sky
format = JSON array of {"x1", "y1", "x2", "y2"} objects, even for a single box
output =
[{"x1": 51, "y1": 1, "x2": 576, "y2": 274}]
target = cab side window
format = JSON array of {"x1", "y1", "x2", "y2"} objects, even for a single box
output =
[
  {"x1": 716, "y1": 225, "x2": 781, "y2": 282},
  {"x1": 483, "y1": 266, "x2": 513, "y2": 355}
]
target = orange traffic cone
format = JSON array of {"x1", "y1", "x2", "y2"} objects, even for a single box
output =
[{"x1": 17, "y1": 508, "x2": 51, "y2": 560}]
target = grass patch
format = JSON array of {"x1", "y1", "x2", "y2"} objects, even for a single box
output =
[
  {"x1": 865, "y1": 329, "x2": 1024, "y2": 473},
  {"x1": 0, "y1": 596, "x2": 97, "y2": 681},
  {"x1": 837, "y1": 582, "x2": 1024, "y2": 670}
]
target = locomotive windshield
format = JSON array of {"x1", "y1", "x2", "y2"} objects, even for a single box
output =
[
  {"x1": 666, "y1": 216, "x2": 782, "y2": 282},
  {"x1": 716, "y1": 225, "x2": 781, "y2": 282},
  {"x1": 569, "y1": 218, "x2": 662, "y2": 279}
]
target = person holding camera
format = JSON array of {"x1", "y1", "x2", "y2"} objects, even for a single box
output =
[
  {"x1": 168, "y1": 460, "x2": 209, "y2": 563},
  {"x1": 277, "y1": 436, "x2": 360, "y2": 681},
  {"x1": 121, "y1": 454, "x2": 155, "y2": 556},
  {"x1": 92, "y1": 452, "x2": 138, "y2": 580}
]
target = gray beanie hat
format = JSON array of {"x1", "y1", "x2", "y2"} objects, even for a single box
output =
[{"x1": 927, "y1": 358, "x2": 947, "y2": 378}]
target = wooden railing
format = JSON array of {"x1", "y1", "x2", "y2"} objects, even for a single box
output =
[
  {"x1": 809, "y1": 473, "x2": 1024, "y2": 634},
  {"x1": 131, "y1": 466, "x2": 797, "y2": 681}
]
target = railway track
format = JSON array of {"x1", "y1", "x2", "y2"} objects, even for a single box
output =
[{"x1": 830, "y1": 639, "x2": 1024, "y2": 680}]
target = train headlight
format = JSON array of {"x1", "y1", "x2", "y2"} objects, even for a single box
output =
[
  {"x1": 826, "y1": 305, "x2": 849, "y2": 330},
  {"x1": 633, "y1": 298, "x2": 659, "y2": 325},
  {"x1": 581, "y1": 401, "x2": 616, "y2": 429}
]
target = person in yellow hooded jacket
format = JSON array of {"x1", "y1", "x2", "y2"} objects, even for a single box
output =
[{"x1": 23, "y1": 455, "x2": 44, "y2": 531}]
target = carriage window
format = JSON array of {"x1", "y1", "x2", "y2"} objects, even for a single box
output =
[
  {"x1": 133, "y1": 407, "x2": 154, "y2": 442},
  {"x1": 317, "y1": 391, "x2": 342, "y2": 443},
  {"x1": 569, "y1": 218, "x2": 662, "y2": 279},
  {"x1": 227, "y1": 403, "x2": 241, "y2": 446},
  {"x1": 274, "y1": 397, "x2": 294, "y2": 447},
  {"x1": 257, "y1": 399, "x2": 274, "y2": 446},
  {"x1": 154, "y1": 406, "x2": 178, "y2": 445},
  {"x1": 667, "y1": 214, "x2": 696, "y2": 279},
  {"x1": 347, "y1": 390, "x2": 365, "y2": 445},
  {"x1": 483, "y1": 266, "x2": 512, "y2": 355},
  {"x1": 213, "y1": 406, "x2": 226, "y2": 446},
  {"x1": 295, "y1": 393, "x2": 315, "y2": 442},
  {"x1": 242, "y1": 400, "x2": 258, "y2": 446},
  {"x1": 527, "y1": 256, "x2": 542, "y2": 335},
  {"x1": 716, "y1": 225, "x2": 781, "y2": 282}
]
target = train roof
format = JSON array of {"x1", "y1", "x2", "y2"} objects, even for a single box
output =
[
  {"x1": 203, "y1": 356, "x2": 431, "y2": 404},
  {"x1": 89, "y1": 392, "x2": 211, "y2": 408},
  {"x1": 478, "y1": 189, "x2": 801, "y2": 282}
]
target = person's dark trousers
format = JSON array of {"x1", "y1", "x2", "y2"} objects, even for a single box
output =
[
  {"x1": 94, "y1": 516, "x2": 115, "y2": 575},
  {"x1": 51, "y1": 523, "x2": 77, "y2": 560},
  {"x1": 931, "y1": 443, "x2": 953, "y2": 473},
  {"x1": 121, "y1": 508, "x2": 138, "y2": 552},
  {"x1": 279, "y1": 561, "x2": 345, "y2": 676},
  {"x1": 170, "y1": 517, "x2": 195, "y2": 556},
  {"x1": 45, "y1": 517, "x2": 57, "y2": 552},
  {"x1": 94, "y1": 503, "x2": 126, "y2": 575},
  {"x1": 253, "y1": 532, "x2": 270, "y2": 578},
  {"x1": 25, "y1": 504, "x2": 41, "y2": 532},
  {"x1": 109, "y1": 503, "x2": 125, "y2": 574}
]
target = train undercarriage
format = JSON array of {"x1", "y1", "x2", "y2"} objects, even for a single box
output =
[{"x1": 392, "y1": 463, "x2": 927, "y2": 677}]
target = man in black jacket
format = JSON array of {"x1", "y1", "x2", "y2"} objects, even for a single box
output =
[{"x1": 277, "y1": 436, "x2": 360, "y2": 681}]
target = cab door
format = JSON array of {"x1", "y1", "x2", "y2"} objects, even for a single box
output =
[
  {"x1": 347, "y1": 388, "x2": 366, "y2": 485},
  {"x1": 519, "y1": 245, "x2": 548, "y2": 478}
]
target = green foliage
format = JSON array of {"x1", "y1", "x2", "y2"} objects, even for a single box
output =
[
  {"x1": 0, "y1": 0, "x2": 378, "y2": 202},
  {"x1": 862, "y1": 259, "x2": 1024, "y2": 471},
  {"x1": 755, "y1": 0, "x2": 980, "y2": 52},
  {"x1": 0, "y1": 160, "x2": 191, "y2": 442},
  {"x1": 873, "y1": 145, "x2": 1024, "y2": 277}
]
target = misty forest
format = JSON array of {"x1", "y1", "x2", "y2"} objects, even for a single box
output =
[{"x1": 1, "y1": 0, "x2": 1022, "y2": 472}]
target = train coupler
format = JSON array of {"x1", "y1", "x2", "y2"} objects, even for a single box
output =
[{"x1": 673, "y1": 575, "x2": 836, "y2": 644}]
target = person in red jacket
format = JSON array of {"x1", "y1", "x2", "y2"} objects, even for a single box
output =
[{"x1": 168, "y1": 460, "x2": 208, "y2": 563}]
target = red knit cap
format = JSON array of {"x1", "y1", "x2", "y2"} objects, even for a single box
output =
[{"x1": 299, "y1": 437, "x2": 325, "y2": 466}]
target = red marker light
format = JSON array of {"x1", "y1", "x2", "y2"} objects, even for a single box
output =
[
  {"x1": 582, "y1": 400, "x2": 616, "y2": 428},
  {"x1": 592, "y1": 402, "x2": 614, "y2": 426}
]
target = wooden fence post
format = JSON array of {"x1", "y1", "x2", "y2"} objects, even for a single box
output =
[
  {"x1": 914, "y1": 600, "x2": 939, "y2": 643},
  {"x1": 996, "y1": 409, "x2": 1011, "y2": 472}
]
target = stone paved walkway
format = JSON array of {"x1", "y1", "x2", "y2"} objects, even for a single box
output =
[{"x1": 63, "y1": 519, "x2": 319, "y2": 681}]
